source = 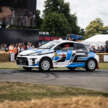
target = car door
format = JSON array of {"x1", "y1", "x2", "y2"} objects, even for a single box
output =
[
  {"x1": 74, "y1": 43, "x2": 88, "y2": 55},
  {"x1": 73, "y1": 43, "x2": 88, "y2": 62},
  {"x1": 53, "y1": 42, "x2": 74, "y2": 67}
]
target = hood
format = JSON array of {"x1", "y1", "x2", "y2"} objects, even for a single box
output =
[{"x1": 19, "y1": 48, "x2": 54, "y2": 56}]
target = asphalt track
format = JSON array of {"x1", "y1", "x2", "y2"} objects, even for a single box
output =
[{"x1": 0, "y1": 69, "x2": 108, "y2": 92}]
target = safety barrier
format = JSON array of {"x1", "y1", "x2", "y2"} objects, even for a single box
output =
[
  {"x1": 0, "y1": 51, "x2": 108, "y2": 63},
  {"x1": 97, "y1": 53, "x2": 108, "y2": 63},
  {"x1": 0, "y1": 51, "x2": 10, "y2": 62}
]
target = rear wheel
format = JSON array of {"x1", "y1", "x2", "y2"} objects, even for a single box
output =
[
  {"x1": 39, "y1": 58, "x2": 51, "y2": 71},
  {"x1": 86, "y1": 59, "x2": 97, "y2": 72}
]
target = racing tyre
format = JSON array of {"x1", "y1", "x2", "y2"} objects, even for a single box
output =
[
  {"x1": 39, "y1": 58, "x2": 51, "y2": 72},
  {"x1": 23, "y1": 67, "x2": 32, "y2": 71},
  {"x1": 86, "y1": 59, "x2": 97, "y2": 72}
]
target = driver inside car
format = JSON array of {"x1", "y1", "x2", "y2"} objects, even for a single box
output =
[{"x1": 63, "y1": 44, "x2": 70, "y2": 51}]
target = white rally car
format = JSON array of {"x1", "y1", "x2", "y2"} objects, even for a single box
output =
[{"x1": 16, "y1": 40, "x2": 99, "y2": 72}]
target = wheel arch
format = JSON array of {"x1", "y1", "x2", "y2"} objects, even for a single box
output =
[
  {"x1": 86, "y1": 57, "x2": 98, "y2": 70},
  {"x1": 39, "y1": 56, "x2": 53, "y2": 68},
  {"x1": 86, "y1": 57, "x2": 98, "y2": 64}
]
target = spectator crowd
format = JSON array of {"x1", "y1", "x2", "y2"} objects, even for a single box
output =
[
  {"x1": 0, "y1": 41, "x2": 108, "y2": 62},
  {"x1": 0, "y1": 42, "x2": 36, "y2": 62},
  {"x1": 89, "y1": 45, "x2": 106, "y2": 53}
]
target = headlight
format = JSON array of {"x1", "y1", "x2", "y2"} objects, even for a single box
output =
[{"x1": 30, "y1": 58, "x2": 37, "y2": 65}]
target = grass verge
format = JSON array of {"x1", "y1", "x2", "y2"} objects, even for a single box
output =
[
  {"x1": 0, "y1": 96, "x2": 108, "y2": 108},
  {"x1": 0, "y1": 82, "x2": 108, "y2": 102},
  {"x1": 0, "y1": 62, "x2": 20, "y2": 69},
  {"x1": 99, "y1": 63, "x2": 108, "y2": 69},
  {"x1": 0, "y1": 82, "x2": 108, "y2": 108},
  {"x1": 0, "y1": 62, "x2": 108, "y2": 70}
]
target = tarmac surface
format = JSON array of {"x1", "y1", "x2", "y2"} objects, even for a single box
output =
[{"x1": 0, "y1": 69, "x2": 108, "y2": 92}]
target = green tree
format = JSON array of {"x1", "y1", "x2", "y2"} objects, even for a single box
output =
[
  {"x1": 43, "y1": 0, "x2": 80, "y2": 35},
  {"x1": 44, "y1": 0, "x2": 60, "y2": 16},
  {"x1": 59, "y1": 2, "x2": 70, "y2": 17},
  {"x1": 41, "y1": 12, "x2": 71, "y2": 36},
  {"x1": 67, "y1": 14, "x2": 80, "y2": 34},
  {"x1": 102, "y1": 26, "x2": 108, "y2": 34},
  {"x1": 35, "y1": 10, "x2": 43, "y2": 29},
  {"x1": 85, "y1": 18, "x2": 103, "y2": 38}
]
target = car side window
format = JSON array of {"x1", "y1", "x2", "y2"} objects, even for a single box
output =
[
  {"x1": 54, "y1": 44, "x2": 63, "y2": 51},
  {"x1": 54, "y1": 43, "x2": 74, "y2": 51},
  {"x1": 74, "y1": 43, "x2": 87, "y2": 51}
]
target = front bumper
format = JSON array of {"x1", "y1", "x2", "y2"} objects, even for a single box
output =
[
  {"x1": 16, "y1": 57, "x2": 39, "y2": 67},
  {"x1": 16, "y1": 57, "x2": 28, "y2": 65}
]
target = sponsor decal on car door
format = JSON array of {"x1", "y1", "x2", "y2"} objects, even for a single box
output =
[{"x1": 53, "y1": 50, "x2": 73, "y2": 67}]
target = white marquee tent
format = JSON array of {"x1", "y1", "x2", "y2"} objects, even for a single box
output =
[{"x1": 83, "y1": 34, "x2": 108, "y2": 48}]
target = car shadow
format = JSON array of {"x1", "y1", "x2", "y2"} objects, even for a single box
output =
[{"x1": 18, "y1": 69, "x2": 99, "y2": 73}]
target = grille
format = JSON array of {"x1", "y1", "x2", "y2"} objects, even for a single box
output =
[{"x1": 16, "y1": 57, "x2": 28, "y2": 65}]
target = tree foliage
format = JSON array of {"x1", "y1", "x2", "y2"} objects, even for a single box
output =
[
  {"x1": 85, "y1": 18, "x2": 108, "y2": 38},
  {"x1": 67, "y1": 14, "x2": 80, "y2": 34},
  {"x1": 41, "y1": 12, "x2": 71, "y2": 36},
  {"x1": 44, "y1": 0, "x2": 60, "y2": 16},
  {"x1": 102, "y1": 26, "x2": 108, "y2": 34},
  {"x1": 42, "y1": 0, "x2": 80, "y2": 36},
  {"x1": 44, "y1": 0, "x2": 69, "y2": 16},
  {"x1": 35, "y1": 10, "x2": 42, "y2": 29},
  {"x1": 85, "y1": 18, "x2": 104, "y2": 37}
]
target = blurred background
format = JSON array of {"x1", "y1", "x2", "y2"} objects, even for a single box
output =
[{"x1": 0, "y1": 0, "x2": 37, "y2": 28}]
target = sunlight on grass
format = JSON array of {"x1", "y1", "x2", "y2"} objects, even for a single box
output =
[
  {"x1": 99, "y1": 63, "x2": 108, "y2": 69},
  {"x1": 0, "y1": 82, "x2": 108, "y2": 108},
  {"x1": 0, "y1": 82, "x2": 108, "y2": 102},
  {"x1": 0, "y1": 96, "x2": 108, "y2": 108},
  {"x1": 0, "y1": 62, "x2": 19, "y2": 69}
]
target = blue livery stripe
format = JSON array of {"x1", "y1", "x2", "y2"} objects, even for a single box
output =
[
  {"x1": 67, "y1": 62, "x2": 85, "y2": 68},
  {"x1": 66, "y1": 50, "x2": 72, "y2": 60}
]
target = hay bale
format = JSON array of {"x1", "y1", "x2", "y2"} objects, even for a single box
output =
[{"x1": 0, "y1": 51, "x2": 10, "y2": 62}]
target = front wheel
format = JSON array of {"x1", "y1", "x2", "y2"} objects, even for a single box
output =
[
  {"x1": 86, "y1": 59, "x2": 97, "y2": 72},
  {"x1": 39, "y1": 58, "x2": 51, "y2": 71}
]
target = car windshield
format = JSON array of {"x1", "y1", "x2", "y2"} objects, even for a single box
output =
[{"x1": 39, "y1": 40, "x2": 61, "y2": 49}]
